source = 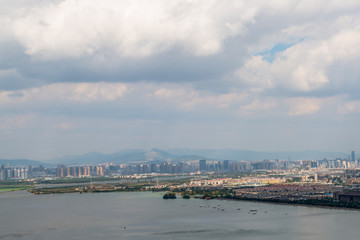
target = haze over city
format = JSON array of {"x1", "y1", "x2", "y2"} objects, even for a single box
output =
[{"x1": 1, "y1": 0, "x2": 360, "y2": 160}]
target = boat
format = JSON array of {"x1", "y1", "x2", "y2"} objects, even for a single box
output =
[{"x1": 249, "y1": 209, "x2": 258, "y2": 215}]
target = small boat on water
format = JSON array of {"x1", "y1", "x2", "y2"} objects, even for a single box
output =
[{"x1": 249, "y1": 209, "x2": 258, "y2": 215}]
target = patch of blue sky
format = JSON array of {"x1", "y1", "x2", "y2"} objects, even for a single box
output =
[{"x1": 256, "y1": 39, "x2": 304, "y2": 62}]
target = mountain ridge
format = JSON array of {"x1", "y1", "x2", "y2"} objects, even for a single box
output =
[
  {"x1": 1, "y1": 149, "x2": 349, "y2": 166},
  {"x1": 166, "y1": 148, "x2": 348, "y2": 161}
]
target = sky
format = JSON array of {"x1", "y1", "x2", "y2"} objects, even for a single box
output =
[{"x1": 1, "y1": 0, "x2": 360, "y2": 160}]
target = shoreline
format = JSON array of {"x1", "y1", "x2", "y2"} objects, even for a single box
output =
[
  {"x1": 215, "y1": 196, "x2": 360, "y2": 211},
  {"x1": 3, "y1": 187, "x2": 360, "y2": 211},
  {"x1": 11, "y1": 181, "x2": 360, "y2": 212}
]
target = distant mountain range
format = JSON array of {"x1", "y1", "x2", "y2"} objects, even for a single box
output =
[
  {"x1": 1, "y1": 148, "x2": 349, "y2": 166},
  {"x1": 0, "y1": 159, "x2": 54, "y2": 167},
  {"x1": 166, "y1": 148, "x2": 348, "y2": 161},
  {"x1": 48, "y1": 148, "x2": 207, "y2": 165}
]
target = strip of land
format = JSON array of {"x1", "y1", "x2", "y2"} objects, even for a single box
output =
[
  {"x1": 0, "y1": 186, "x2": 32, "y2": 192},
  {"x1": 3, "y1": 176, "x2": 360, "y2": 210}
]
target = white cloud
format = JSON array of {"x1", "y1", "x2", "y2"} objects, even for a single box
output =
[
  {"x1": 0, "y1": 81, "x2": 352, "y2": 119},
  {"x1": 293, "y1": 0, "x2": 360, "y2": 14},
  {"x1": 0, "y1": 82, "x2": 128, "y2": 104},
  {"x1": 236, "y1": 25, "x2": 360, "y2": 91},
  {"x1": 287, "y1": 98, "x2": 324, "y2": 116},
  {"x1": 239, "y1": 98, "x2": 278, "y2": 116},
  {"x1": 153, "y1": 85, "x2": 248, "y2": 110},
  {"x1": 11, "y1": 0, "x2": 257, "y2": 59},
  {"x1": 1, "y1": 82, "x2": 250, "y2": 112}
]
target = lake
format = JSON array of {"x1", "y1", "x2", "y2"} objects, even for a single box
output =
[{"x1": 0, "y1": 191, "x2": 359, "y2": 240}]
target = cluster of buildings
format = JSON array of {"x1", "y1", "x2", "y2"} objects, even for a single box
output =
[
  {"x1": 188, "y1": 177, "x2": 285, "y2": 187},
  {"x1": 0, "y1": 166, "x2": 28, "y2": 180},
  {"x1": 56, "y1": 165, "x2": 104, "y2": 177},
  {"x1": 0, "y1": 165, "x2": 57, "y2": 180},
  {"x1": 1, "y1": 151, "x2": 360, "y2": 181},
  {"x1": 234, "y1": 183, "x2": 344, "y2": 201},
  {"x1": 0, "y1": 164, "x2": 106, "y2": 180}
]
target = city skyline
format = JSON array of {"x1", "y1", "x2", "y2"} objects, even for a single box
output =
[
  {"x1": 2, "y1": 154, "x2": 360, "y2": 181},
  {"x1": 1, "y1": 0, "x2": 360, "y2": 159}
]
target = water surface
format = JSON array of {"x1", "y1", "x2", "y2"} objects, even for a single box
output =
[{"x1": 0, "y1": 191, "x2": 358, "y2": 240}]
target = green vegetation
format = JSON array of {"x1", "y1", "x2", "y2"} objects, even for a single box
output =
[
  {"x1": 286, "y1": 177, "x2": 302, "y2": 183},
  {"x1": 29, "y1": 181, "x2": 154, "y2": 194},
  {"x1": 37, "y1": 177, "x2": 110, "y2": 184},
  {"x1": 0, "y1": 180, "x2": 34, "y2": 186},
  {"x1": 0, "y1": 186, "x2": 32, "y2": 192},
  {"x1": 163, "y1": 192, "x2": 176, "y2": 199},
  {"x1": 29, "y1": 186, "x2": 77, "y2": 194}
]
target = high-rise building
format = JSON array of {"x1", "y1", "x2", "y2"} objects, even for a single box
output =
[
  {"x1": 223, "y1": 160, "x2": 229, "y2": 170},
  {"x1": 199, "y1": 160, "x2": 207, "y2": 172},
  {"x1": 65, "y1": 167, "x2": 71, "y2": 177},
  {"x1": 351, "y1": 151, "x2": 356, "y2": 162},
  {"x1": 56, "y1": 165, "x2": 64, "y2": 177},
  {"x1": 96, "y1": 166, "x2": 104, "y2": 176},
  {"x1": 150, "y1": 164, "x2": 157, "y2": 173},
  {"x1": 160, "y1": 162, "x2": 169, "y2": 173}
]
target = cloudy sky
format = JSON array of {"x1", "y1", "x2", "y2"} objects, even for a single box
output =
[{"x1": 1, "y1": 0, "x2": 360, "y2": 159}]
